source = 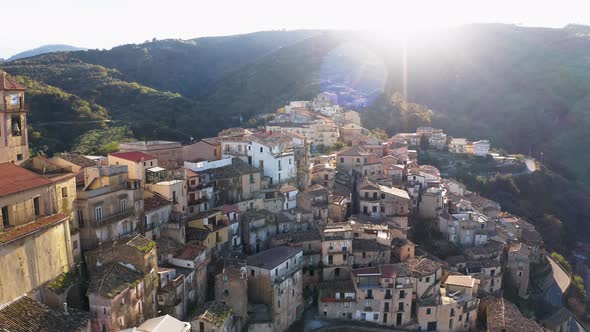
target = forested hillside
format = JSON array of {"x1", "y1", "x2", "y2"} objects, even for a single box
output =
[{"x1": 5, "y1": 25, "x2": 590, "y2": 192}]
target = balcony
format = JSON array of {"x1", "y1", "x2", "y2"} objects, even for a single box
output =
[{"x1": 97, "y1": 208, "x2": 135, "y2": 225}]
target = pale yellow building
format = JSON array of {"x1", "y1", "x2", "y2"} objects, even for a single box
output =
[{"x1": 0, "y1": 162, "x2": 76, "y2": 305}]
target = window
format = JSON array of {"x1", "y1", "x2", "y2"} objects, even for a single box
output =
[
  {"x1": 335, "y1": 267, "x2": 340, "y2": 277},
  {"x1": 340, "y1": 158, "x2": 344, "y2": 163},
  {"x1": 33, "y1": 197, "x2": 40, "y2": 217},
  {"x1": 384, "y1": 302, "x2": 390, "y2": 311},
  {"x1": 143, "y1": 162, "x2": 146, "y2": 166},
  {"x1": 362, "y1": 251, "x2": 366, "y2": 258},
  {"x1": 95, "y1": 206, "x2": 103, "y2": 221},
  {"x1": 224, "y1": 289, "x2": 229, "y2": 295},
  {"x1": 119, "y1": 199, "x2": 126, "y2": 213},
  {"x1": 250, "y1": 174, "x2": 255, "y2": 184},
  {"x1": 172, "y1": 191, "x2": 177, "y2": 204},
  {"x1": 400, "y1": 290, "x2": 406, "y2": 299},
  {"x1": 372, "y1": 206, "x2": 377, "y2": 213},
  {"x1": 450, "y1": 308, "x2": 455, "y2": 317},
  {"x1": 16, "y1": 154, "x2": 22, "y2": 161},
  {"x1": 73, "y1": 240, "x2": 78, "y2": 250},
  {"x1": 426, "y1": 308, "x2": 432, "y2": 314},
  {"x1": 366, "y1": 289, "x2": 373, "y2": 299},
  {"x1": 260, "y1": 147, "x2": 263, "y2": 153},
  {"x1": 259, "y1": 160, "x2": 264, "y2": 169},
  {"x1": 425, "y1": 276, "x2": 430, "y2": 283},
  {"x1": 356, "y1": 158, "x2": 360, "y2": 163},
  {"x1": 381, "y1": 193, "x2": 385, "y2": 199},
  {"x1": 251, "y1": 269, "x2": 255, "y2": 277},
  {"x1": 76, "y1": 210, "x2": 84, "y2": 226},
  {"x1": 289, "y1": 158, "x2": 292, "y2": 165},
  {"x1": 10, "y1": 115, "x2": 22, "y2": 136},
  {"x1": 2, "y1": 206, "x2": 9, "y2": 227},
  {"x1": 373, "y1": 313, "x2": 379, "y2": 320},
  {"x1": 380, "y1": 206, "x2": 385, "y2": 213},
  {"x1": 373, "y1": 192, "x2": 378, "y2": 199},
  {"x1": 398, "y1": 302, "x2": 404, "y2": 311}
]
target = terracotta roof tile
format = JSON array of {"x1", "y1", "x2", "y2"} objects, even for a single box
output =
[
  {"x1": 0, "y1": 213, "x2": 68, "y2": 245},
  {"x1": 0, "y1": 296, "x2": 89, "y2": 332},
  {"x1": 0, "y1": 162, "x2": 53, "y2": 197},
  {"x1": 144, "y1": 193, "x2": 171, "y2": 212},
  {"x1": 0, "y1": 71, "x2": 26, "y2": 90},
  {"x1": 247, "y1": 246, "x2": 302, "y2": 270},
  {"x1": 109, "y1": 151, "x2": 157, "y2": 162},
  {"x1": 87, "y1": 262, "x2": 143, "y2": 299},
  {"x1": 57, "y1": 154, "x2": 97, "y2": 168}
]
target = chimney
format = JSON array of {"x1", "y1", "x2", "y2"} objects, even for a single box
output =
[{"x1": 63, "y1": 302, "x2": 68, "y2": 314}]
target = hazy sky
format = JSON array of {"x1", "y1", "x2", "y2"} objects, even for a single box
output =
[{"x1": 3, "y1": 0, "x2": 590, "y2": 58}]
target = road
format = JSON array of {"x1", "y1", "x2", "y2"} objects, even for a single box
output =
[{"x1": 546, "y1": 255, "x2": 571, "y2": 307}]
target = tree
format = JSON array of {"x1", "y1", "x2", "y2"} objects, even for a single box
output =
[{"x1": 371, "y1": 128, "x2": 389, "y2": 141}]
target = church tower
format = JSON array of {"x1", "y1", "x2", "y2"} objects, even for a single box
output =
[{"x1": 0, "y1": 71, "x2": 29, "y2": 164}]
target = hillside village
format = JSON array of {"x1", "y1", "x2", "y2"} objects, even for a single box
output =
[{"x1": 0, "y1": 72, "x2": 585, "y2": 332}]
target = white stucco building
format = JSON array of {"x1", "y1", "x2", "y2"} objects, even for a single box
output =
[{"x1": 473, "y1": 140, "x2": 490, "y2": 156}]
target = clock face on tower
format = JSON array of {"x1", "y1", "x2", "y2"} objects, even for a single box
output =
[{"x1": 9, "y1": 94, "x2": 19, "y2": 105}]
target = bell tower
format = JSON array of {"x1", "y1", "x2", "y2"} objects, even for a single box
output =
[{"x1": 0, "y1": 71, "x2": 29, "y2": 164}]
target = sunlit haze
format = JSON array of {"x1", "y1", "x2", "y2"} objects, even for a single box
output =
[{"x1": 2, "y1": 0, "x2": 590, "y2": 58}]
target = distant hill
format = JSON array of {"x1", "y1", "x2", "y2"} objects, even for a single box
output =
[
  {"x1": 7, "y1": 44, "x2": 86, "y2": 61},
  {"x1": 4, "y1": 26, "x2": 590, "y2": 193}
]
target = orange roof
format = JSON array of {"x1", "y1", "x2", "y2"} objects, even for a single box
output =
[
  {"x1": 0, "y1": 71, "x2": 26, "y2": 91},
  {"x1": 0, "y1": 213, "x2": 68, "y2": 245},
  {"x1": 0, "y1": 163, "x2": 53, "y2": 197},
  {"x1": 109, "y1": 151, "x2": 157, "y2": 162}
]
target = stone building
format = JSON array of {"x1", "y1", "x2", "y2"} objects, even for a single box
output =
[
  {"x1": 0, "y1": 71, "x2": 29, "y2": 164},
  {"x1": 215, "y1": 264, "x2": 248, "y2": 329},
  {"x1": 190, "y1": 301, "x2": 233, "y2": 332},
  {"x1": 318, "y1": 279, "x2": 356, "y2": 320},
  {"x1": 85, "y1": 235, "x2": 159, "y2": 321},
  {"x1": 357, "y1": 178, "x2": 410, "y2": 218},
  {"x1": 416, "y1": 275, "x2": 479, "y2": 332},
  {"x1": 246, "y1": 246, "x2": 304, "y2": 332},
  {"x1": 296, "y1": 184, "x2": 329, "y2": 223},
  {"x1": 322, "y1": 223, "x2": 353, "y2": 281},
  {"x1": 271, "y1": 229, "x2": 323, "y2": 295},
  {"x1": 87, "y1": 262, "x2": 151, "y2": 332},
  {"x1": 186, "y1": 209, "x2": 231, "y2": 253},
  {"x1": 0, "y1": 162, "x2": 76, "y2": 305},
  {"x1": 507, "y1": 242, "x2": 531, "y2": 298},
  {"x1": 156, "y1": 266, "x2": 189, "y2": 320},
  {"x1": 118, "y1": 141, "x2": 182, "y2": 162},
  {"x1": 479, "y1": 297, "x2": 544, "y2": 331},
  {"x1": 108, "y1": 151, "x2": 158, "y2": 188},
  {"x1": 142, "y1": 192, "x2": 172, "y2": 241},
  {"x1": 75, "y1": 165, "x2": 142, "y2": 251},
  {"x1": 348, "y1": 264, "x2": 413, "y2": 327},
  {"x1": 0, "y1": 295, "x2": 90, "y2": 332},
  {"x1": 352, "y1": 238, "x2": 391, "y2": 268},
  {"x1": 391, "y1": 238, "x2": 415, "y2": 262},
  {"x1": 167, "y1": 242, "x2": 210, "y2": 307},
  {"x1": 408, "y1": 257, "x2": 443, "y2": 300}
]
